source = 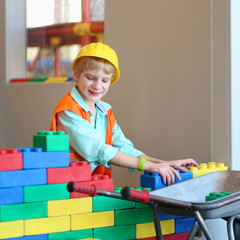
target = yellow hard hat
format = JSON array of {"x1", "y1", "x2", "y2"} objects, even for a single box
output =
[{"x1": 72, "y1": 42, "x2": 120, "y2": 84}]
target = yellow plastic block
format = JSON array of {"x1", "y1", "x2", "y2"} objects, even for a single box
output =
[
  {"x1": 189, "y1": 162, "x2": 228, "y2": 178},
  {"x1": 48, "y1": 197, "x2": 92, "y2": 216},
  {"x1": 25, "y1": 216, "x2": 70, "y2": 235},
  {"x1": 45, "y1": 77, "x2": 68, "y2": 83},
  {"x1": 136, "y1": 219, "x2": 174, "y2": 239},
  {"x1": 0, "y1": 220, "x2": 23, "y2": 239},
  {"x1": 71, "y1": 211, "x2": 114, "y2": 230}
]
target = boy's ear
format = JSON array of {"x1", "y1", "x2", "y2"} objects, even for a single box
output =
[{"x1": 73, "y1": 67, "x2": 79, "y2": 80}]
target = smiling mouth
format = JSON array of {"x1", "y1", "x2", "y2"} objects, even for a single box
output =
[{"x1": 89, "y1": 90, "x2": 101, "y2": 96}]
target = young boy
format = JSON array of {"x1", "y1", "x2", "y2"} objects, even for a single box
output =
[{"x1": 50, "y1": 42, "x2": 198, "y2": 185}]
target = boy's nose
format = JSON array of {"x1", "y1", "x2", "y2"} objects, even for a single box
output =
[{"x1": 93, "y1": 80, "x2": 101, "y2": 89}]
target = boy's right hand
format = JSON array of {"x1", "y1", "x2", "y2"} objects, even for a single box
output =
[{"x1": 143, "y1": 161, "x2": 182, "y2": 186}]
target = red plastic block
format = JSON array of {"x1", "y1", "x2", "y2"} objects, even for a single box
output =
[
  {"x1": 47, "y1": 161, "x2": 91, "y2": 184},
  {"x1": 0, "y1": 149, "x2": 23, "y2": 171},
  {"x1": 70, "y1": 174, "x2": 114, "y2": 198},
  {"x1": 163, "y1": 232, "x2": 190, "y2": 240}
]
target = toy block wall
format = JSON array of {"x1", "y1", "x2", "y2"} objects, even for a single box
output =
[{"x1": 0, "y1": 131, "x2": 229, "y2": 240}]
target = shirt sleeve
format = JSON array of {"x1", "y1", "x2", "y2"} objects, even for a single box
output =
[
  {"x1": 112, "y1": 121, "x2": 144, "y2": 158},
  {"x1": 56, "y1": 110, "x2": 119, "y2": 168}
]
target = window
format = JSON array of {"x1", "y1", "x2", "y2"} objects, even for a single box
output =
[{"x1": 8, "y1": 0, "x2": 104, "y2": 83}]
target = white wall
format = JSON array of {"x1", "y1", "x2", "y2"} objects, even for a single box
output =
[{"x1": 0, "y1": 0, "x2": 233, "y2": 189}]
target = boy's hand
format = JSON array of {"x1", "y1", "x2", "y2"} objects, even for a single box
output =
[{"x1": 144, "y1": 158, "x2": 198, "y2": 186}]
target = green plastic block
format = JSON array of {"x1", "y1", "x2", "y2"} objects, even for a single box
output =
[
  {"x1": 205, "y1": 191, "x2": 231, "y2": 201},
  {"x1": 93, "y1": 196, "x2": 135, "y2": 212},
  {"x1": 48, "y1": 229, "x2": 93, "y2": 240},
  {"x1": 33, "y1": 131, "x2": 69, "y2": 151},
  {"x1": 94, "y1": 225, "x2": 135, "y2": 240},
  {"x1": 29, "y1": 78, "x2": 48, "y2": 82},
  {"x1": 0, "y1": 202, "x2": 47, "y2": 221},
  {"x1": 115, "y1": 208, "x2": 153, "y2": 225},
  {"x1": 24, "y1": 183, "x2": 70, "y2": 202}
]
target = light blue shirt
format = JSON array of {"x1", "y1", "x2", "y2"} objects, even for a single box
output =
[{"x1": 56, "y1": 86, "x2": 144, "y2": 172}]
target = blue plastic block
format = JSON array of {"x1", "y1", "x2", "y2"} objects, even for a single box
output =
[
  {"x1": 158, "y1": 210, "x2": 182, "y2": 221},
  {"x1": 3, "y1": 234, "x2": 48, "y2": 240},
  {"x1": 175, "y1": 217, "x2": 196, "y2": 234},
  {"x1": 0, "y1": 187, "x2": 23, "y2": 205},
  {"x1": 140, "y1": 169, "x2": 193, "y2": 190},
  {"x1": 17, "y1": 148, "x2": 69, "y2": 169},
  {"x1": 0, "y1": 169, "x2": 47, "y2": 188}
]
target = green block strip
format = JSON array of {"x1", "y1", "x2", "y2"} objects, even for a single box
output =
[
  {"x1": 205, "y1": 191, "x2": 231, "y2": 201},
  {"x1": 29, "y1": 78, "x2": 48, "y2": 82},
  {"x1": 24, "y1": 183, "x2": 70, "y2": 202},
  {"x1": 49, "y1": 229, "x2": 93, "y2": 240},
  {"x1": 93, "y1": 196, "x2": 135, "y2": 212},
  {"x1": 115, "y1": 208, "x2": 153, "y2": 225},
  {"x1": 33, "y1": 131, "x2": 69, "y2": 151},
  {"x1": 0, "y1": 202, "x2": 47, "y2": 221},
  {"x1": 94, "y1": 225, "x2": 135, "y2": 240}
]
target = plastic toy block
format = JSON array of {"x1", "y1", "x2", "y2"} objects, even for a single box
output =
[
  {"x1": 0, "y1": 201, "x2": 47, "y2": 221},
  {"x1": 0, "y1": 168, "x2": 46, "y2": 188},
  {"x1": 114, "y1": 208, "x2": 154, "y2": 225},
  {"x1": 0, "y1": 187, "x2": 23, "y2": 205},
  {"x1": 3, "y1": 235, "x2": 48, "y2": 240},
  {"x1": 48, "y1": 197, "x2": 92, "y2": 216},
  {"x1": 71, "y1": 211, "x2": 114, "y2": 230},
  {"x1": 189, "y1": 162, "x2": 228, "y2": 178},
  {"x1": 48, "y1": 229, "x2": 93, "y2": 240},
  {"x1": 163, "y1": 232, "x2": 190, "y2": 240},
  {"x1": 205, "y1": 191, "x2": 231, "y2": 201},
  {"x1": 0, "y1": 148, "x2": 23, "y2": 171},
  {"x1": 175, "y1": 217, "x2": 196, "y2": 234},
  {"x1": 0, "y1": 220, "x2": 24, "y2": 239},
  {"x1": 17, "y1": 148, "x2": 69, "y2": 169},
  {"x1": 93, "y1": 195, "x2": 135, "y2": 212},
  {"x1": 47, "y1": 161, "x2": 91, "y2": 184},
  {"x1": 24, "y1": 183, "x2": 70, "y2": 202},
  {"x1": 140, "y1": 169, "x2": 193, "y2": 190},
  {"x1": 33, "y1": 131, "x2": 69, "y2": 151},
  {"x1": 136, "y1": 219, "x2": 175, "y2": 238},
  {"x1": 70, "y1": 174, "x2": 114, "y2": 198},
  {"x1": 25, "y1": 215, "x2": 70, "y2": 235},
  {"x1": 93, "y1": 225, "x2": 135, "y2": 240}
]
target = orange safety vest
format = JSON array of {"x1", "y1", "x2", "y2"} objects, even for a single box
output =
[{"x1": 50, "y1": 92, "x2": 115, "y2": 178}]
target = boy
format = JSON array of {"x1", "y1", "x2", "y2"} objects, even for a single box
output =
[{"x1": 50, "y1": 42, "x2": 198, "y2": 185}]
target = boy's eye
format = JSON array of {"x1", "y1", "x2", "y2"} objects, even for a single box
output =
[{"x1": 102, "y1": 79, "x2": 111, "y2": 83}]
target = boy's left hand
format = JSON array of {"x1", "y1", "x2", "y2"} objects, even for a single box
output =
[{"x1": 167, "y1": 158, "x2": 199, "y2": 173}]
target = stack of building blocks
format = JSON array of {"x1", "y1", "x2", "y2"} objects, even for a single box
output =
[{"x1": 0, "y1": 131, "x2": 229, "y2": 239}]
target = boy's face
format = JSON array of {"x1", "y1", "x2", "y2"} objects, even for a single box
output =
[{"x1": 74, "y1": 67, "x2": 112, "y2": 107}]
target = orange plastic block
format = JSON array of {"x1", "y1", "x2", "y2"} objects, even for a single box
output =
[
  {"x1": 0, "y1": 149, "x2": 23, "y2": 171},
  {"x1": 189, "y1": 162, "x2": 228, "y2": 178},
  {"x1": 70, "y1": 174, "x2": 114, "y2": 198}
]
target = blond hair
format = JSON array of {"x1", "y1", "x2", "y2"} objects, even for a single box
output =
[{"x1": 74, "y1": 56, "x2": 116, "y2": 79}]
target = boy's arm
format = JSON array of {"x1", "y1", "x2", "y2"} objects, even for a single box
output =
[{"x1": 109, "y1": 151, "x2": 198, "y2": 185}]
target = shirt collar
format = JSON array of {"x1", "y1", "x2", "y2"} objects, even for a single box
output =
[{"x1": 70, "y1": 86, "x2": 108, "y2": 115}]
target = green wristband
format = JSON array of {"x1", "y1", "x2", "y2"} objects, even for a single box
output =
[{"x1": 138, "y1": 157, "x2": 148, "y2": 171}]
